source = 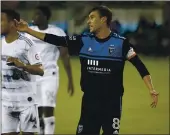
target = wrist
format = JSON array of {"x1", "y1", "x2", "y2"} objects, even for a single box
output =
[
  {"x1": 149, "y1": 89, "x2": 156, "y2": 93},
  {"x1": 26, "y1": 27, "x2": 32, "y2": 33},
  {"x1": 21, "y1": 63, "x2": 27, "y2": 69}
]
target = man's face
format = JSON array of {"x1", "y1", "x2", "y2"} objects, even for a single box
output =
[
  {"x1": 87, "y1": 10, "x2": 105, "y2": 33},
  {"x1": 32, "y1": 9, "x2": 45, "y2": 25},
  {"x1": 1, "y1": 13, "x2": 12, "y2": 35}
]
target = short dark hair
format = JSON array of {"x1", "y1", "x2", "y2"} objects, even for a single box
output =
[
  {"x1": 89, "y1": 6, "x2": 112, "y2": 26},
  {"x1": 36, "y1": 5, "x2": 51, "y2": 20},
  {"x1": 1, "y1": 9, "x2": 20, "y2": 21}
]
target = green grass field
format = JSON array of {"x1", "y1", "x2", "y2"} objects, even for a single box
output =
[{"x1": 55, "y1": 56, "x2": 169, "y2": 134}]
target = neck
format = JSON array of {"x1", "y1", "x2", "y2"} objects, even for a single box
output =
[
  {"x1": 37, "y1": 22, "x2": 48, "y2": 30},
  {"x1": 95, "y1": 26, "x2": 111, "y2": 39},
  {"x1": 5, "y1": 30, "x2": 19, "y2": 43}
]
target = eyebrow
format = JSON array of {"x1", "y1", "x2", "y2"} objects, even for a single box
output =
[{"x1": 89, "y1": 14, "x2": 94, "y2": 17}]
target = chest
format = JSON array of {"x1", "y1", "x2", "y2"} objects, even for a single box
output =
[
  {"x1": 80, "y1": 37, "x2": 123, "y2": 58},
  {"x1": 2, "y1": 42, "x2": 26, "y2": 58},
  {"x1": 79, "y1": 37, "x2": 125, "y2": 74},
  {"x1": 2, "y1": 41, "x2": 29, "y2": 66}
]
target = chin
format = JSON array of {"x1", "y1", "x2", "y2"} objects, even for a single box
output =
[{"x1": 90, "y1": 29, "x2": 94, "y2": 33}]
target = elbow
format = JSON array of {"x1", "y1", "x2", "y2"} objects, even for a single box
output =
[
  {"x1": 142, "y1": 73, "x2": 150, "y2": 79},
  {"x1": 39, "y1": 69, "x2": 44, "y2": 76},
  {"x1": 39, "y1": 67, "x2": 44, "y2": 76},
  {"x1": 38, "y1": 66, "x2": 44, "y2": 76}
]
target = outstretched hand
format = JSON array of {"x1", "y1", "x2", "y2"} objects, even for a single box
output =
[{"x1": 14, "y1": 19, "x2": 29, "y2": 32}]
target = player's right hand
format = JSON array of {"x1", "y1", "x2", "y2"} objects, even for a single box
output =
[
  {"x1": 68, "y1": 80, "x2": 74, "y2": 96},
  {"x1": 14, "y1": 19, "x2": 29, "y2": 32}
]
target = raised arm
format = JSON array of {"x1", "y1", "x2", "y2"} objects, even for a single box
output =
[{"x1": 15, "y1": 19, "x2": 81, "y2": 47}]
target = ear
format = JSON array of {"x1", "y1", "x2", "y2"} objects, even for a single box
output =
[{"x1": 101, "y1": 16, "x2": 107, "y2": 23}]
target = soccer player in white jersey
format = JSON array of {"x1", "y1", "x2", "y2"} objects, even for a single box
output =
[
  {"x1": 1, "y1": 9, "x2": 44, "y2": 135},
  {"x1": 26, "y1": 6, "x2": 74, "y2": 134}
]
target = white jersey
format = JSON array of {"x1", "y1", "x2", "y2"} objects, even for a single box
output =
[
  {"x1": 1, "y1": 34, "x2": 42, "y2": 107},
  {"x1": 26, "y1": 25, "x2": 66, "y2": 80}
]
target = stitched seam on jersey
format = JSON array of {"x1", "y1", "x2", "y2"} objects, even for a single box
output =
[
  {"x1": 111, "y1": 33, "x2": 126, "y2": 40},
  {"x1": 79, "y1": 53, "x2": 123, "y2": 59},
  {"x1": 79, "y1": 55, "x2": 123, "y2": 61},
  {"x1": 18, "y1": 36, "x2": 33, "y2": 47},
  {"x1": 18, "y1": 35, "x2": 33, "y2": 47}
]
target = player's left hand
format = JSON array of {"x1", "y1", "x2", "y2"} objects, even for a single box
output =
[
  {"x1": 7, "y1": 57, "x2": 26, "y2": 68},
  {"x1": 150, "y1": 90, "x2": 159, "y2": 108},
  {"x1": 14, "y1": 19, "x2": 29, "y2": 32},
  {"x1": 68, "y1": 80, "x2": 74, "y2": 96}
]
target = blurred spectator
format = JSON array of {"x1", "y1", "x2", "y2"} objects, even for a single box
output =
[
  {"x1": 157, "y1": 21, "x2": 170, "y2": 56},
  {"x1": 110, "y1": 20, "x2": 121, "y2": 34},
  {"x1": 127, "y1": 15, "x2": 160, "y2": 56}
]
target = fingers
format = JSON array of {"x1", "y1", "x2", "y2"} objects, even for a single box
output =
[
  {"x1": 68, "y1": 86, "x2": 74, "y2": 96},
  {"x1": 7, "y1": 57, "x2": 19, "y2": 63},
  {"x1": 7, "y1": 57, "x2": 14, "y2": 62},
  {"x1": 150, "y1": 95, "x2": 159, "y2": 108},
  {"x1": 150, "y1": 102, "x2": 155, "y2": 108},
  {"x1": 14, "y1": 19, "x2": 27, "y2": 25},
  {"x1": 69, "y1": 89, "x2": 74, "y2": 96},
  {"x1": 14, "y1": 19, "x2": 19, "y2": 24}
]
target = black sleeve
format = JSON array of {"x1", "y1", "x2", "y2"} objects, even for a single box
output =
[
  {"x1": 122, "y1": 38, "x2": 136, "y2": 60},
  {"x1": 44, "y1": 33, "x2": 82, "y2": 47},
  {"x1": 122, "y1": 38, "x2": 150, "y2": 78},
  {"x1": 129, "y1": 55, "x2": 150, "y2": 78}
]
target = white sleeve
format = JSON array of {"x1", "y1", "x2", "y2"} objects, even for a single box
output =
[
  {"x1": 27, "y1": 44, "x2": 42, "y2": 65},
  {"x1": 58, "y1": 28, "x2": 66, "y2": 36},
  {"x1": 51, "y1": 27, "x2": 66, "y2": 36}
]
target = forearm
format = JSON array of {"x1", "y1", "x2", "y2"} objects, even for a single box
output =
[
  {"x1": 129, "y1": 55, "x2": 150, "y2": 78},
  {"x1": 44, "y1": 33, "x2": 67, "y2": 47},
  {"x1": 61, "y1": 55, "x2": 73, "y2": 82},
  {"x1": 143, "y1": 75, "x2": 155, "y2": 91},
  {"x1": 22, "y1": 64, "x2": 44, "y2": 76},
  {"x1": 26, "y1": 28, "x2": 67, "y2": 47},
  {"x1": 27, "y1": 27, "x2": 45, "y2": 41},
  {"x1": 129, "y1": 55, "x2": 154, "y2": 91}
]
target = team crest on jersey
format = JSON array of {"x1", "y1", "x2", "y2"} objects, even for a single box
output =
[
  {"x1": 35, "y1": 54, "x2": 39, "y2": 60},
  {"x1": 108, "y1": 45, "x2": 115, "y2": 55},
  {"x1": 78, "y1": 125, "x2": 83, "y2": 133}
]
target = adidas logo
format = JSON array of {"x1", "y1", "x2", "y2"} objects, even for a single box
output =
[
  {"x1": 88, "y1": 47, "x2": 93, "y2": 52},
  {"x1": 113, "y1": 130, "x2": 119, "y2": 134}
]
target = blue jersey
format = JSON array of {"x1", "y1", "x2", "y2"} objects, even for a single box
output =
[{"x1": 44, "y1": 32, "x2": 136, "y2": 98}]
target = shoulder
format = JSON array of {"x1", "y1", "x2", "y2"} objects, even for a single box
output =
[
  {"x1": 48, "y1": 25, "x2": 62, "y2": 31},
  {"x1": 110, "y1": 32, "x2": 126, "y2": 40},
  {"x1": 48, "y1": 25, "x2": 66, "y2": 36},
  {"x1": 110, "y1": 32, "x2": 131, "y2": 47},
  {"x1": 18, "y1": 34, "x2": 34, "y2": 48},
  {"x1": 80, "y1": 33, "x2": 95, "y2": 39}
]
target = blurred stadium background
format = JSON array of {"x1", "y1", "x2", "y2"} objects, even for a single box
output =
[{"x1": 1, "y1": 1, "x2": 169, "y2": 134}]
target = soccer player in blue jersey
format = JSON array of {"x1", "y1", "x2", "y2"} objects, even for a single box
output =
[{"x1": 15, "y1": 6, "x2": 159, "y2": 135}]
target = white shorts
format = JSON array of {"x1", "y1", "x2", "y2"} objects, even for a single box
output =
[
  {"x1": 1, "y1": 104, "x2": 39, "y2": 134},
  {"x1": 37, "y1": 76, "x2": 59, "y2": 107}
]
